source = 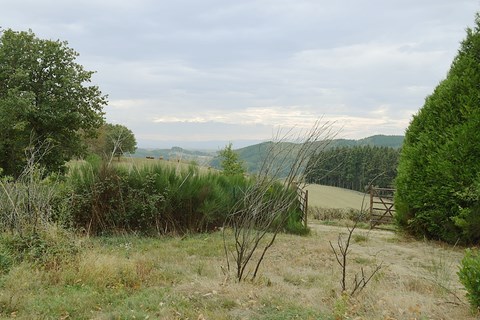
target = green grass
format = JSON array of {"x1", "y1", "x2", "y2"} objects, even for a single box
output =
[{"x1": 306, "y1": 184, "x2": 367, "y2": 210}]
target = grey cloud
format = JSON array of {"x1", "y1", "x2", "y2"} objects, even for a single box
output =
[{"x1": 2, "y1": 1, "x2": 479, "y2": 146}]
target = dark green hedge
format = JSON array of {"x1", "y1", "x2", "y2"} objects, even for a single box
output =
[{"x1": 395, "y1": 14, "x2": 480, "y2": 244}]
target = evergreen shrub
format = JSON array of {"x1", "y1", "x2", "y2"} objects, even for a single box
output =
[
  {"x1": 395, "y1": 14, "x2": 480, "y2": 244},
  {"x1": 458, "y1": 249, "x2": 480, "y2": 311}
]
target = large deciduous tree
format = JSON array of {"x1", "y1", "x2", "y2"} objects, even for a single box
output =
[
  {"x1": 0, "y1": 29, "x2": 107, "y2": 177},
  {"x1": 395, "y1": 14, "x2": 480, "y2": 244}
]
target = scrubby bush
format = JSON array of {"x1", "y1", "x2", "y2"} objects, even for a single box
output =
[
  {"x1": 67, "y1": 162, "x2": 227, "y2": 234},
  {"x1": 0, "y1": 166, "x2": 60, "y2": 235},
  {"x1": 458, "y1": 249, "x2": 480, "y2": 311}
]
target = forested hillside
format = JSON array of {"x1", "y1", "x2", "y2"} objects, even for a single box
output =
[
  {"x1": 305, "y1": 146, "x2": 400, "y2": 192},
  {"x1": 209, "y1": 135, "x2": 403, "y2": 174}
]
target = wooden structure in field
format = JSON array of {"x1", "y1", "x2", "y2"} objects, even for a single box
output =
[
  {"x1": 369, "y1": 187, "x2": 395, "y2": 229},
  {"x1": 296, "y1": 187, "x2": 309, "y2": 228}
]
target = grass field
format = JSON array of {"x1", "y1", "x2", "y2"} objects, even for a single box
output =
[
  {"x1": 0, "y1": 222, "x2": 474, "y2": 319},
  {"x1": 305, "y1": 184, "x2": 368, "y2": 210}
]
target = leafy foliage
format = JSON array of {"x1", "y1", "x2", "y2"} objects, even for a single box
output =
[
  {"x1": 0, "y1": 29, "x2": 106, "y2": 177},
  {"x1": 306, "y1": 145, "x2": 399, "y2": 191},
  {"x1": 458, "y1": 249, "x2": 480, "y2": 311},
  {"x1": 395, "y1": 14, "x2": 480, "y2": 244},
  {"x1": 104, "y1": 123, "x2": 137, "y2": 160}
]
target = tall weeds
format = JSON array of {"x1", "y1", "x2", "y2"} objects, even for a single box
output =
[
  {"x1": 0, "y1": 145, "x2": 78, "y2": 271},
  {"x1": 0, "y1": 165, "x2": 60, "y2": 236}
]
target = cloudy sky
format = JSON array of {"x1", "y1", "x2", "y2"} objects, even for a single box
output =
[{"x1": 2, "y1": 1, "x2": 479, "y2": 148}]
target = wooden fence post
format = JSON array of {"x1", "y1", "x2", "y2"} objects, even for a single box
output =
[{"x1": 304, "y1": 189, "x2": 308, "y2": 228}]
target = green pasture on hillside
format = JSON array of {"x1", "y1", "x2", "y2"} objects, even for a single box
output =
[{"x1": 305, "y1": 184, "x2": 367, "y2": 210}]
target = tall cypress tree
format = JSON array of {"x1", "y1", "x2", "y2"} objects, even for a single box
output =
[{"x1": 395, "y1": 13, "x2": 480, "y2": 244}]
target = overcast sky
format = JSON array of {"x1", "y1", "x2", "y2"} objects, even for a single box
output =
[{"x1": 2, "y1": 1, "x2": 479, "y2": 149}]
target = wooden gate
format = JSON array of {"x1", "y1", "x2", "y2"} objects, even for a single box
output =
[
  {"x1": 297, "y1": 187, "x2": 309, "y2": 228},
  {"x1": 369, "y1": 187, "x2": 395, "y2": 229}
]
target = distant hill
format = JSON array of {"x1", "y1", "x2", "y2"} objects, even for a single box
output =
[
  {"x1": 132, "y1": 147, "x2": 215, "y2": 166},
  {"x1": 210, "y1": 134, "x2": 404, "y2": 174},
  {"x1": 356, "y1": 135, "x2": 404, "y2": 148},
  {"x1": 325, "y1": 135, "x2": 404, "y2": 149},
  {"x1": 134, "y1": 135, "x2": 403, "y2": 173}
]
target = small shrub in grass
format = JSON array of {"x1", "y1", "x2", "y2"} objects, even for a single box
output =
[
  {"x1": 458, "y1": 249, "x2": 480, "y2": 311},
  {"x1": 0, "y1": 225, "x2": 79, "y2": 269}
]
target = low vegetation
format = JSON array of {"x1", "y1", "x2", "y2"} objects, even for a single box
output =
[{"x1": 62, "y1": 159, "x2": 306, "y2": 236}]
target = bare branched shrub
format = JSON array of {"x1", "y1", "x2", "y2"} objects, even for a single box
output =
[
  {"x1": 329, "y1": 180, "x2": 383, "y2": 296},
  {"x1": 0, "y1": 140, "x2": 59, "y2": 236},
  {"x1": 329, "y1": 218, "x2": 382, "y2": 296},
  {"x1": 223, "y1": 120, "x2": 338, "y2": 282}
]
